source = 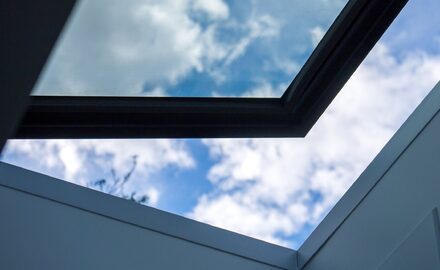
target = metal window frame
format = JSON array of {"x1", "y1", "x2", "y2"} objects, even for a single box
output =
[{"x1": 8, "y1": 0, "x2": 408, "y2": 139}]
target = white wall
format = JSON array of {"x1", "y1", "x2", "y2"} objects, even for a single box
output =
[
  {"x1": 0, "y1": 183, "x2": 287, "y2": 270},
  {"x1": 300, "y1": 84, "x2": 440, "y2": 270}
]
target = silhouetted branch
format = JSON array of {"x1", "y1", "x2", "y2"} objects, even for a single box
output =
[{"x1": 87, "y1": 155, "x2": 149, "y2": 205}]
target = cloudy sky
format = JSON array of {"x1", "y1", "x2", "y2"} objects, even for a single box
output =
[{"x1": 2, "y1": 0, "x2": 440, "y2": 249}]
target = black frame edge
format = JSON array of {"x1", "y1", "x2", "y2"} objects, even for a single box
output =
[
  {"x1": 13, "y1": 0, "x2": 408, "y2": 139},
  {"x1": 282, "y1": 0, "x2": 409, "y2": 134}
]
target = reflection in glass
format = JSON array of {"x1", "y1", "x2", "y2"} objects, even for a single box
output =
[{"x1": 33, "y1": 0, "x2": 349, "y2": 97}]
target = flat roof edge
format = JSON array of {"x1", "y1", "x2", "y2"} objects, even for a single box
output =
[{"x1": 0, "y1": 162, "x2": 297, "y2": 270}]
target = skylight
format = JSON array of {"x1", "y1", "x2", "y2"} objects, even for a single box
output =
[
  {"x1": 33, "y1": 0, "x2": 349, "y2": 97},
  {"x1": 2, "y1": 0, "x2": 437, "y2": 250}
]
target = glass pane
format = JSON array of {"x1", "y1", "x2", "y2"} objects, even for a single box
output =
[
  {"x1": 3, "y1": 0, "x2": 438, "y2": 250},
  {"x1": 33, "y1": 0, "x2": 349, "y2": 97}
]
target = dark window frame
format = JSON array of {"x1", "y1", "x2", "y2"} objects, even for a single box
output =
[{"x1": 10, "y1": 0, "x2": 408, "y2": 139}]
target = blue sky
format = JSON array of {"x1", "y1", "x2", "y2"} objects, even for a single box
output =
[{"x1": 2, "y1": 0, "x2": 440, "y2": 249}]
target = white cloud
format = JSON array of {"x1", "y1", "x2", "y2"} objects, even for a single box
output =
[
  {"x1": 310, "y1": 26, "x2": 325, "y2": 47},
  {"x1": 267, "y1": 58, "x2": 301, "y2": 77},
  {"x1": 192, "y1": 0, "x2": 229, "y2": 20},
  {"x1": 241, "y1": 81, "x2": 286, "y2": 97},
  {"x1": 223, "y1": 14, "x2": 280, "y2": 66},
  {"x1": 35, "y1": 0, "x2": 205, "y2": 95},
  {"x1": 189, "y1": 43, "x2": 440, "y2": 248},
  {"x1": 34, "y1": 0, "x2": 281, "y2": 96},
  {"x1": 146, "y1": 187, "x2": 160, "y2": 205},
  {"x1": 2, "y1": 139, "x2": 195, "y2": 207},
  {"x1": 190, "y1": 193, "x2": 304, "y2": 246},
  {"x1": 211, "y1": 81, "x2": 286, "y2": 98},
  {"x1": 142, "y1": 86, "x2": 168, "y2": 97}
]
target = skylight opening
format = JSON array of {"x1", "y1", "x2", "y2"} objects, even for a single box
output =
[
  {"x1": 32, "y1": 0, "x2": 348, "y2": 97},
  {"x1": 2, "y1": 0, "x2": 436, "y2": 251}
]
